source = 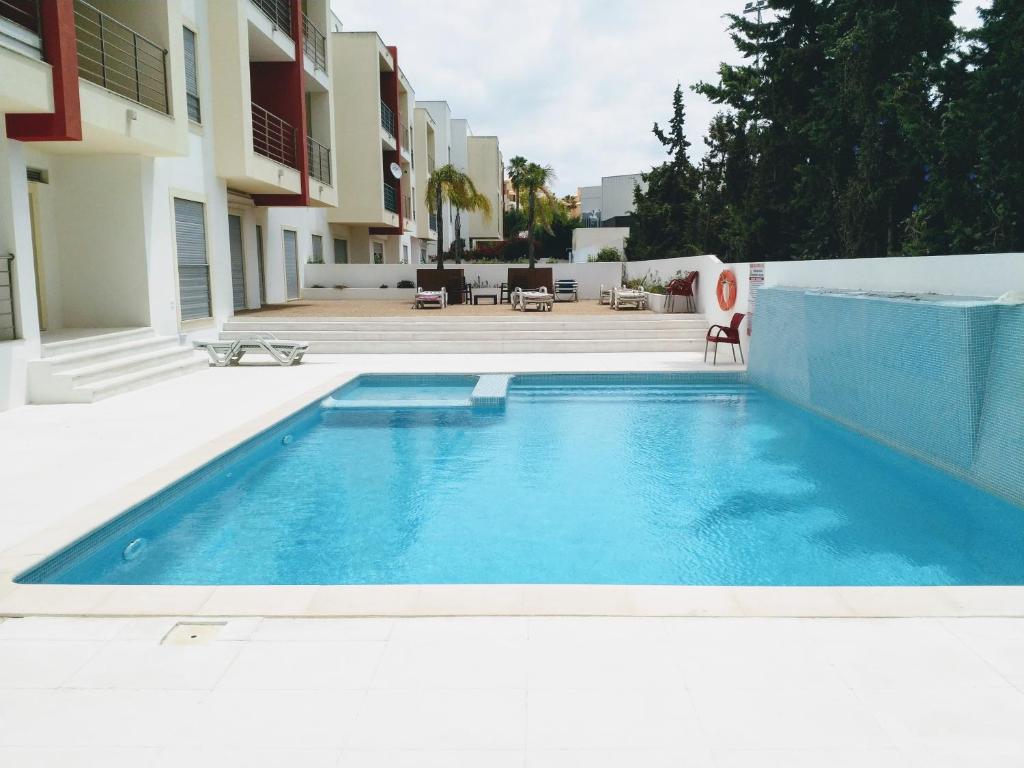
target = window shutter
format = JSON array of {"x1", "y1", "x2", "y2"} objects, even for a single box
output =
[
  {"x1": 283, "y1": 230, "x2": 299, "y2": 299},
  {"x1": 174, "y1": 198, "x2": 211, "y2": 321},
  {"x1": 183, "y1": 27, "x2": 201, "y2": 122}
]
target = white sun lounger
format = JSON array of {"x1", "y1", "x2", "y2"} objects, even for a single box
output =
[
  {"x1": 414, "y1": 286, "x2": 448, "y2": 309},
  {"x1": 511, "y1": 287, "x2": 554, "y2": 312},
  {"x1": 612, "y1": 287, "x2": 647, "y2": 310},
  {"x1": 195, "y1": 333, "x2": 307, "y2": 367}
]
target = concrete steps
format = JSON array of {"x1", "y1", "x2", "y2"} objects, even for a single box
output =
[
  {"x1": 29, "y1": 328, "x2": 206, "y2": 403},
  {"x1": 221, "y1": 313, "x2": 709, "y2": 354}
]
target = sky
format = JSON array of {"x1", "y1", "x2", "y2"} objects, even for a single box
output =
[{"x1": 331, "y1": 1, "x2": 987, "y2": 196}]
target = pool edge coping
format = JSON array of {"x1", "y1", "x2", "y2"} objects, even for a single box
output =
[{"x1": 1, "y1": 369, "x2": 1023, "y2": 619}]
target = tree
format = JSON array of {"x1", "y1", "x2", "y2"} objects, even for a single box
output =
[
  {"x1": 520, "y1": 162, "x2": 556, "y2": 268},
  {"x1": 425, "y1": 164, "x2": 492, "y2": 270},
  {"x1": 506, "y1": 155, "x2": 528, "y2": 212},
  {"x1": 625, "y1": 84, "x2": 701, "y2": 261}
]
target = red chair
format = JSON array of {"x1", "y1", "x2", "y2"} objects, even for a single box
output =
[
  {"x1": 666, "y1": 271, "x2": 699, "y2": 312},
  {"x1": 705, "y1": 313, "x2": 745, "y2": 364}
]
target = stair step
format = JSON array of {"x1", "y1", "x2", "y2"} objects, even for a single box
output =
[
  {"x1": 223, "y1": 318, "x2": 708, "y2": 332},
  {"x1": 44, "y1": 336, "x2": 179, "y2": 371},
  {"x1": 40, "y1": 328, "x2": 154, "y2": 358},
  {"x1": 221, "y1": 329, "x2": 704, "y2": 342},
  {"x1": 60, "y1": 346, "x2": 202, "y2": 386},
  {"x1": 85, "y1": 357, "x2": 207, "y2": 401},
  {"x1": 283, "y1": 338, "x2": 705, "y2": 354}
]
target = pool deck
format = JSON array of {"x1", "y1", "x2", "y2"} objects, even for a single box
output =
[{"x1": 2, "y1": 352, "x2": 1024, "y2": 764}]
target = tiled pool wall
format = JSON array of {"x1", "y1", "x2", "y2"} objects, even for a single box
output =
[{"x1": 749, "y1": 287, "x2": 1024, "y2": 507}]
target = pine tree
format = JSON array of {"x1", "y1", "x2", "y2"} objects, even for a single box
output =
[{"x1": 625, "y1": 85, "x2": 701, "y2": 260}]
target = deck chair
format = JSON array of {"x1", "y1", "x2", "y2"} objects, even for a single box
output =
[
  {"x1": 415, "y1": 286, "x2": 448, "y2": 309},
  {"x1": 195, "y1": 340, "x2": 242, "y2": 367},
  {"x1": 612, "y1": 287, "x2": 647, "y2": 310},
  {"x1": 511, "y1": 287, "x2": 554, "y2": 312},
  {"x1": 554, "y1": 278, "x2": 579, "y2": 302}
]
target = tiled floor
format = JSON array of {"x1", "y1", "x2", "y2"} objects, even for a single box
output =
[{"x1": 0, "y1": 615, "x2": 1022, "y2": 766}]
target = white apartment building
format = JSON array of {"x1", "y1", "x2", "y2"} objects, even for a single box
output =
[
  {"x1": 0, "y1": 0, "x2": 505, "y2": 410},
  {"x1": 0, "y1": 0, "x2": 336, "y2": 410},
  {"x1": 578, "y1": 173, "x2": 647, "y2": 226}
]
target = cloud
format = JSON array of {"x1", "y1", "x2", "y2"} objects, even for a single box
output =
[{"x1": 332, "y1": 0, "x2": 987, "y2": 196}]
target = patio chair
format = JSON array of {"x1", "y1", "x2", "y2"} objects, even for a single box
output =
[
  {"x1": 461, "y1": 279, "x2": 474, "y2": 304},
  {"x1": 612, "y1": 287, "x2": 647, "y2": 310},
  {"x1": 499, "y1": 282, "x2": 511, "y2": 304},
  {"x1": 666, "y1": 271, "x2": 699, "y2": 313},
  {"x1": 704, "y1": 313, "x2": 746, "y2": 365},
  {"x1": 415, "y1": 286, "x2": 448, "y2": 309},
  {"x1": 511, "y1": 286, "x2": 554, "y2": 312},
  {"x1": 554, "y1": 278, "x2": 579, "y2": 302},
  {"x1": 599, "y1": 284, "x2": 614, "y2": 305}
]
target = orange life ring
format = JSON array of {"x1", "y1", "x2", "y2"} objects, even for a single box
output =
[{"x1": 716, "y1": 269, "x2": 737, "y2": 311}]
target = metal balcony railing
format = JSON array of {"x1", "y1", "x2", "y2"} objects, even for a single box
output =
[
  {"x1": 302, "y1": 13, "x2": 326, "y2": 71},
  {"x1": 307, "y1": 135, "x2": 331, "y2": 185},
  {"x1": 252, "y1": 102, "x2": 297, "y2": 168},
  {"x1": 0, "y1": 253, "x2": 16, "y2": 342},
  {"x1": 383, "y1": 182, "x2": 399, "y2": 214},
  {"x1": 0, "y1": 0, "x2": 40, "y2": 35},
  {"x1": 250, "y1": 0, "x2": 291, "y2": 37},
  {"x1": 73, "y1": 0, "x2": 169, "y2": 114},
  {"x1": 380, "y1": 100, "x2": 395, "y2": 138}
]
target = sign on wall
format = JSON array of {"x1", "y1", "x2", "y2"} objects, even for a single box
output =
[{"x1": 748, "y1": 262, "x2": 765, "y2": 336}]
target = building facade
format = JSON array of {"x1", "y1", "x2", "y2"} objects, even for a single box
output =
[{"x1": 0, "y1": 0, "x2": 506, "y2": 410}]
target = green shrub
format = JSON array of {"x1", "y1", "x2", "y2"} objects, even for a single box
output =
[
  {"x1": 590, "y1": 247, "x2": 623, "y2": 262},
  {"x1": 397, "y1": 279, "x2": 414, "y2": 289}
]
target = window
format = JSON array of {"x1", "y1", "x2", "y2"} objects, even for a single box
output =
[
  {"x1": 310, "y1": 234, "x2": 324, "y2": 264},
  {"x1": 420, "y1": 246, "x2": 427, "y2": 264},
  {"x1": 183, "y1": 27, "x2": 201, "y2": 123},
  {"x1": 402, "y1": 244, "x2": 409, "y2": 264},
  {"x1": 173, "y1": 198, "x2": 210, "y2": 321},
  {"x1": 333, "y1": 238, "x2": 348, "y2": 264},
  {"x1": 372, "y1": 242, "x2": 384, "y2": 264}
]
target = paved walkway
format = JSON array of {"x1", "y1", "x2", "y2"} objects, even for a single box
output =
[{"x1": 0, "y1": 615, "x2": 1022, "y2": 766}]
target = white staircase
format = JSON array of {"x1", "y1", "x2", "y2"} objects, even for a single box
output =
[
  {"x1": 221, "y1": 313, "x2": 709, "y2": 354},
  {"x1": 28, "y1": 328, "x2": 207, "y2": 403}
]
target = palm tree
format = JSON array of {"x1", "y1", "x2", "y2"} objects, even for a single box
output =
[
  {"x1": 521, "y1": 162, "x2": 556, "y2": 269},
  {"x1": 426, "y1": 164, "x2": 492, "y2": 269},
  {"x1": 506, "y1": 155, "x2": 528, "y2": 212}
]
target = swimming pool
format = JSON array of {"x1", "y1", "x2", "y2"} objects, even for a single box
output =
[{"x1": 19, "y1": 373, "x2": 1024, "y2": 586}]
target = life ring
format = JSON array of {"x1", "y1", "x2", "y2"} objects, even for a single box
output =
[{"x1": 716, "y1": 270, "x2": 737, "y2": 311}]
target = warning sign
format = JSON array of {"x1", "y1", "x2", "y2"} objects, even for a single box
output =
[{"x1": 748, "y1": 263, "x2": 765, "y2": 336}]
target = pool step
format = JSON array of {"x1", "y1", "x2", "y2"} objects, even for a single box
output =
[
  {"x1": 220, "y1": 314, "x2": 709, "y2": 354},
  {"x1": 29, "y1": 328, "x2": 206, "y2": 404},
  {"x1": 471, "y1": 374, "x2": 512, "y2": 408}
]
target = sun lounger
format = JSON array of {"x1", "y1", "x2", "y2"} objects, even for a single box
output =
[
  {"x1": 554, "y1": 279, "x2": 579, "y2": 302},
  {"x1": 599, "y1": 284, "x2": 614, "y2": 305},
  {"x1": 415, "y1": 286, "x2": 448, "y2": 309},
  {"x1": 195, "y1": 334, "x2": 307, "y2": 367},
  {"x1": 511, "y1": 287, "x2": 554, "y2": 312},
  {"x1": 612, "y1": 287, "x2": 647, "y2": 310}
]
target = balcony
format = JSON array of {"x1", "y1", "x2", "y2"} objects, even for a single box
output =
[
  {"x1": 307, "y1": 135, "x2": 331, "y2": 185},
  {"x1": 383, "y1": 182, "x2": 398, "y2": 214},
  {"x1": 380, "y1": 99, "x2": 395, "y2": 139},
  {"x1": 252, "y1": 101, "x2": 296, "y2": 168},
  {"x1": 250, "y1": 0, "x2": 291, "y2": 37},
  {"x1": 74, "y1": 0, "x2": 169, "y2": 114},
  {"x1": 302, "y1": 13, "x2": 326, "y2": 71}
]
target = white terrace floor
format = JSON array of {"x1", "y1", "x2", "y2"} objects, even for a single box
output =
[{"x1": 2, "y1": 353, "x2": 1024, "y2": 765}]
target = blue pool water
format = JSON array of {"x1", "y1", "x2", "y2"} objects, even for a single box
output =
[
  {"x1": 333, "y1": 374, "x2": 477, "y2": 402},
  {"x1": 20, "y1": 374, "x2": 1024, "y2": 586}
]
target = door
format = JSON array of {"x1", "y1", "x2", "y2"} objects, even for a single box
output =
[
  {"x1": 333, "y1": 238, "x2": 348, "y2": 264},
  {"x1": 256, "y1": 224, "x2": 266, "y2": 305},
  {"x1": 228, "y1": 214, "x2": 246, "y2": 311},
  {"x1": 173, "y1": 198, "x2": 211, "y2": 321},
  {"x1": 372, "y1": 241, "x2": 384, "y2": 264},
  {"x1": 283, "y1": 229, "x2": 299, "y2": 300}
]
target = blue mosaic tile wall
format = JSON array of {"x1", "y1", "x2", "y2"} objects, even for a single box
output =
[{"x1": 749, "y1": 287, "x2": 1024, "y2": 507}]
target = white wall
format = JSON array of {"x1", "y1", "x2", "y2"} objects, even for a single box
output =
[
  {"x1": 304, "y1": 262, "x2": 624, "y2": 299},
  {"x1": 572, "y1": 227, "x2": 629, "y2": 263}
]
